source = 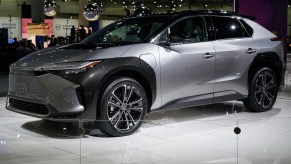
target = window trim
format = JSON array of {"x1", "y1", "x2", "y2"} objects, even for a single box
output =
[
  {"x1": 204, "y1": 16, "x2": 215, "y2": 41},
  {"x1": 238, "y1": 18, "x2": 254, "y2": 38}
]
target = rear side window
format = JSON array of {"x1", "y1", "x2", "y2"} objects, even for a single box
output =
[
  {"x1": 239, "y1": 19, "x2": 254, "y2": 36},
  {"x1": 211, "y1": 16, "x2": 249, "y2": 40}
]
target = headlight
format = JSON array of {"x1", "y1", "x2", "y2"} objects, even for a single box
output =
[{"x1": 44, "y1": 60, "x2": 102, "y2": 75}]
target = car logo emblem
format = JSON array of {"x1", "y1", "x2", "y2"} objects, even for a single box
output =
[{"x1": 16, "y1": 81, "x2": 28, "y2": 92}]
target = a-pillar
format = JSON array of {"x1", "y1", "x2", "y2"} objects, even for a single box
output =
[
  {"x1": 79, "y1": 0, "x2": 89, "y2": 27},
  {"x1": 31, "y1": 0, "x2": 44, "y2": 23}
]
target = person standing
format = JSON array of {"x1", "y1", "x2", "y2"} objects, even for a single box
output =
[
  {"x1": 70, "y1": 25, "x2": 76, "y2": 43},
  {"x1": 16, "y1": 41, "x2": 31, "y2": 59},
  {"x1": 12, "y1": 37, "x2": 20, "y2": 48},
  {"x1": 87, "y1": 26, "x2": 92, "y2": 36},
  {"x1": 27, "y1": 40, "x2": 36, "y2": 51},
  {"x1": 79, "y1": 25, "x2": 86, "y2": 41}
]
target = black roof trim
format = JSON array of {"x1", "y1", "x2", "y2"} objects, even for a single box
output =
[{"x1": 130, "y1": 10, "x2": 256, "y2": 20}]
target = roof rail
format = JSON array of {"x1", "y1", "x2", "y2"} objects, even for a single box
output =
[
  {"x1": 128, "y1": 9, "x2": 256, "y2": 20},
  {"x1": 177, "y1": 10, "x2": 256, "y2": 20},
  {"x1": 185, "y1": 10, "x2": 233, "y2": 14}
]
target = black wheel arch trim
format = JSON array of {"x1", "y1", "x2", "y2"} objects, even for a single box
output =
[
  {"x1": 247, "y1": 52, "x2": 284, "y2": 91},
  {"x1": 64, "y1": 57, "x2": 156, "y2": 120}
]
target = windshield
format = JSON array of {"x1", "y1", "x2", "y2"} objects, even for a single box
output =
[{"x1": 83, "y1": 16, "x2": 171, "y2": 44}]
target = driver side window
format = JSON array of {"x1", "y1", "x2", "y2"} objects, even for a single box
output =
[
  {"x1": 102, "y1": 24, "x2": 141, "y2": 42},
  {"x1": 160, "y1": 16, "x2": 207, "y2": 44}
]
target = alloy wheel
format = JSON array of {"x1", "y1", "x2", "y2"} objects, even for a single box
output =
[
  {"x1": 106, "y1": 84, "x2": 143, "y2": 131},
  {"x1": 254, "y1": 71, "x2": 276, "y2": 109}
]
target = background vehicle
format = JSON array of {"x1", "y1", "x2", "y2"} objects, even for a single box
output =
[{"x1": 6, "y1": 10, "x2": 285, "y2": 136}]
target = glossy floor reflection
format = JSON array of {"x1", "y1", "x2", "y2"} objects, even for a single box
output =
[
  {"x1": 1, "y1": 68, "x2": 291, "y2": 164},
  {"x1": 1, "y1": 95, "x2": 291, "y2": 164}
]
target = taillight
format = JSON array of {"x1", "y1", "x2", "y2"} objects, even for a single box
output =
[{"x1": 270, "y1": 37, "x2": 287, "y2": 41}]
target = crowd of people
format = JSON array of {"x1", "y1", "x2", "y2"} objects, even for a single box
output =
[
  {"x1": 0, "y1": 25, "x2": 93, "y2": 72},
  {"x1": 69, "y1": 25, "x2": 92, "y2": 43},
  {"x1": 0, "y1": 38, "x2": 37, "y2": 72}
]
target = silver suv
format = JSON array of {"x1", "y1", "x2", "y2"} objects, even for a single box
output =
[{"x1": 6, "y1": 11, "x2": 285, "y2": 136}]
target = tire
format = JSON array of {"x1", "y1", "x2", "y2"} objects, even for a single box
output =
[
  {"x1": 243, "y1": 67, "x2": 278, "y2": 112},
  {"x1": 97, "y1": 77, "x2": 148, "y2": 137}
]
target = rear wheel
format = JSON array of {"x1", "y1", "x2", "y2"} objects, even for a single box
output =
[
  {"x1": 243, "y1": 68, "x2": 278, "y2": 112},
  {"x1": 97, "y1": 77, "x2": 147, "y2": 137}
]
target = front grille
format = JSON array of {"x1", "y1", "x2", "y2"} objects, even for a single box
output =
[
  {"x1": 9, "y1": 98, "x2": 49, "y2": 115},
  {"x1": 11, "y1": 69, "x2": 48, "y2": 76}
]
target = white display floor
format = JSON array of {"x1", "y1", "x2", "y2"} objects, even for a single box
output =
[{"x1": 1, "y1": 94, "x2": 291, "y2": 163}]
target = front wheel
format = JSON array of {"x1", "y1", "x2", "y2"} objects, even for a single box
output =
[
  {"x1": 97, "y1": 77, "x2": 148, "y2": 137},
  {"x1": 243, "y1": 68, "x2": 278, "y2": 112}
]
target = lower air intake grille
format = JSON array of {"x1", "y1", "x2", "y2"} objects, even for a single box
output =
[{"x1": 9, "y1": 98, "x2": 49, "y2": 115}]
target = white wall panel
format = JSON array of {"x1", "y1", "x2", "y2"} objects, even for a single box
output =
[
  {"x1": 99, "y1": 20, "x2": 115, "y2": 29},
  {"x1": 0, "y1": 17, "x2": 21, "y2": 39},
  {"x1": 52, "y1": 18, "x2": 78, "y2": 37}
]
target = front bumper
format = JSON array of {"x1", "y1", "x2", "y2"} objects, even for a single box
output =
[{"x1": 6, "y1": 72, "x2": 84, "y2": 118}]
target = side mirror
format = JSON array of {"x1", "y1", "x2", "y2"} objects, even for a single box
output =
[{"x1": 158, "y1": 40, "x2": 171, "y2": 47}]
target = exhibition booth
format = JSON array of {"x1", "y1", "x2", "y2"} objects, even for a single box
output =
[{"x1": 0, "y1": 0, "x2": 291, "y2": 163}]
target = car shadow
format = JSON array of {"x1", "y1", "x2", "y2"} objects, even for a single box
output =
[
  {"x1": 21, "y1": 101, "x2": 281, "y2": 138},
  {"x1": 0, "y1": 73, "x2": 8, "y2": 97},
  {"x1": 21, "y1": 119, "x2": 86, "y2": 139},
  {"x1": 143, "y1": 102, "x2": 281, "y2": 127}
]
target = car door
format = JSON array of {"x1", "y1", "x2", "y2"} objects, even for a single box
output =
[
  {"x1": 210, "y1": 16, "x2": 259, "y2": 102},
  {"x1": 158, "y1": 16, "x2": 216, "y2": 109}
]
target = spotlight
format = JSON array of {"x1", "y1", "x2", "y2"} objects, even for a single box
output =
[
  {"x1": 44, "y1": 0, "x2": 57, "y2": 17},
  {"x1": 130, "y1": 2, "x2": 151, "y2": 16},
  {"x1": 83, "y1": 3, "x2": 103, "y2": 21}
]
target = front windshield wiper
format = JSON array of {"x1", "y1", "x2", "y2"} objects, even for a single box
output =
[{"x1": 80, "y1": 42, "x2": 126, "y2": 49}]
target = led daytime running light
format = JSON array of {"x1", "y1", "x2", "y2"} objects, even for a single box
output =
[
  {"x1": 46, "y1": 60, "x2": 102, "y2": 75},
  {"x1": 82, "y1": 61, "x2": 101, "y2": 69}
]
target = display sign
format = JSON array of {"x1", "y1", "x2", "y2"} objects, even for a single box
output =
[
  {"x1": 0, "y1": 17, "x2": 21, "y2": 39},
  {"x1": 27, "y1": 23, "x2": 50, "y2": 36},
  {"x1": 21, "y1": 18, "x2": 53, "y2": 39},
  {"x1": 52, "y1": 19, "x2": 78, "y2": 37}
]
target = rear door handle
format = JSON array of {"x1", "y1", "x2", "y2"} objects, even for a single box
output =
[
  {"x1": 202, "y1": 53, "x2": 215, "y2": 59},
  {"x1": 245, "y1": 48, "x2": 256, "y2": 54}
]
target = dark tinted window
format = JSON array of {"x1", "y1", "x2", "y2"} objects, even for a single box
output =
[
  {"x1": 160, "y1": 16, "x2": 207, "y2": 43},
  {"x1": 239, "y1": 19, "x2": 254, "y2": 36},
  {"x1": 84, "y1": 16, "x2": 170, "y2": 44},
  {"x1": 211, "y1": 16, "x2": 249, "y2": 40}
]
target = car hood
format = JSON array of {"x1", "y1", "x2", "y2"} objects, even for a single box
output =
[{"x1": 12, "y1": 43, "x2": 134, "y2": 70}]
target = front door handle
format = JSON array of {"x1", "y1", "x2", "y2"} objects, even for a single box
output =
[
  {"x1": 202, "y1": 53, "x2": 215, "y2": 59},
  {"x1": 245, "y1": 48, "x2": 256, "y2": 54}
]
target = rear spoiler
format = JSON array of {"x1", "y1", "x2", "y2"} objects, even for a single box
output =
[{"x1": 241, "y1": 15, "x2": 256, "y2": 20}]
